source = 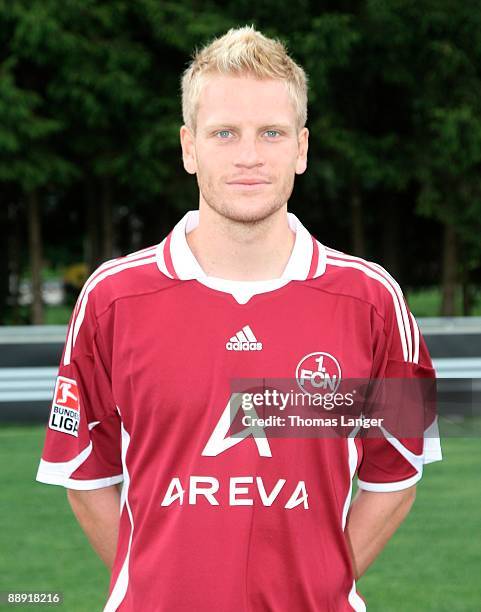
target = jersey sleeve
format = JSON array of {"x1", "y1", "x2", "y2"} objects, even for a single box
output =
[
  {"x1": 356, "y1": 282, "x2": 442, "y2": 492},
  {"x1": 36, "y1": 285, "x2": 123, "y2": 490}
]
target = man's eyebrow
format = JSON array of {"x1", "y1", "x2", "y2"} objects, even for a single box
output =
[{"x1": 203, "y1": 123, "x2": 293, "y2": 132}]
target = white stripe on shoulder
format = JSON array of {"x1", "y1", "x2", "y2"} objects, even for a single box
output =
[
  {"x1": 326, "y1": 246, "x2": 408, "y2": 295},
  {"x1": 325, "y1": 249, "x2": 413, "y2": 362},
  {"x1": 325, "y1": 247, "x2": 408, "y2": 297},
  {"x1": 410, "y1": 312, "x2": 420, "y2": 364},
  {"x1": 76, "y1": 246, "x2": 158, "y2": 308},
  {"x1": 314, "y1": 240, "x2": 327, "y2": 278},
  {"x1": 64, "y1": 254, "x2": 157, "y2": 365},
  {"x1": 155, "y1": 237, "x2": 174, "y2": 278},
  {"x1": 325, "y1": 256, "x2": 410, "y2": 362},
  {"x1": 64, "y1": 246, "x2": 158, "y2": 364}
]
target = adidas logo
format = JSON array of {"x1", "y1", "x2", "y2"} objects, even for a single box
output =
[{"x1": 226, "y1": 325, "x2": 263, "y2": 351}]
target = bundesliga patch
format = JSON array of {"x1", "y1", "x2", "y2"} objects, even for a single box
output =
[{"x1": 48, "y1": 376, "x2": 80, "y2": 437}]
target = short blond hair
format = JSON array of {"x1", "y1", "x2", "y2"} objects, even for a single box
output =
[{"x1": 181, "y1": 25, "x2": 308, "y2": 134}]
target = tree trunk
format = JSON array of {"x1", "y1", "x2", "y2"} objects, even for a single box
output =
[
  {"x1": 350, "y1": 183, "x2": 365, "y2": 257},
  {"x1": 8, "y1": 202, "x2": 22, "y2": 324},
  {"x1": 462, "y1": 281, "x2": 473, "y2": 316},
  {"x1": 158, "y1": 198, "x2": 171, "y2": 240},
  {"x1": 461, "y1": 255, "x2": 473, "y2": 316},
  {"x1": 101, "y1": 177, "x2": 114, "y2": 262},
  {"x1": 27, "y1": 190, "x2": 44, "y2": 325},
  {"x1": 141, "y1": 198, "x2": 170, "y2": 247},
  {"x1": 0, "y1": 200, "x2": 9, "y2": 323},
  {"x1": 85, "y1": 180, "x2": 100, "y2": 273},
  {"x1": 441, "y1": 223, "x2": 457, "y2": 316}
]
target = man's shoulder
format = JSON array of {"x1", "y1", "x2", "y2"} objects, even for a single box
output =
[
  {"x1": 79, "y1": 243, "x2": 174, "y2": 318},
  {"x1": 313, "y1": 242, "x2": 406, "y2": 317}
]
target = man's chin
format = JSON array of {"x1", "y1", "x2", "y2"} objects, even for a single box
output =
[{"x1": 206, "y1": 198, "x2": 287, "y2": 225}]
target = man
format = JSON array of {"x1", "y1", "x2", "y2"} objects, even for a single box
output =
[{"x1": 36, "y1": 25, "x2": 442, "y2": 611}]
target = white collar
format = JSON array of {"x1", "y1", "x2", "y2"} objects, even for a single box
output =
[{"x1": 156, "y1": 210, "x2": 326, "y2": 303}]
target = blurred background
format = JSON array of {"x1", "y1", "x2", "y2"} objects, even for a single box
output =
[
  {"x1": 0, "y1": 1, "x2": 480, "y2": 611},
  {"x1": 1, "y1": 0, "x2": 481, "y2": 324}
]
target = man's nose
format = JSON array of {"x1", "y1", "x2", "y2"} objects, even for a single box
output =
[{"x1": 234, "y1": 136, "x2": 264, "y2": 168}]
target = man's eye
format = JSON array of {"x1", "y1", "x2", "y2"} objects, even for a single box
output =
[
  {"x1": 265, "y1": 130, "x2": 280, "y2": 138},
  {"x1": 216, "y1": 130, "x2": 233, "y2": 138}
]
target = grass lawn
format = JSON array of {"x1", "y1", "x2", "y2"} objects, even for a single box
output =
[
  {"x1": 406, "y1": 286, "x2": 481, "y2": 317},
  {"x1": 0, "y1": 425, "x2": 479, "y2": 611},
  {"x1": 0, "y1": 426, "x2": 110, "y2": 611},
  {"x1": 358, "y1": 438, "x2": 481, "y2": 610}
]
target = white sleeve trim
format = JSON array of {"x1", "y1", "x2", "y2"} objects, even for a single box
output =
[
  {"x1": 37, "y1": 443, "x2": 93, "y2": 477},
  {"x1": 36, "y1": 468, "x2": 124, "y2": 490},
  {"x1": 357, "y1": 470, "x2": 422, "y2": 492},
  {"x1": 379, "y1": 425, "x2": 424, "y2": 472},
  {"x1": 36, "y1": 450, "x2": 124, "y2": 490}
]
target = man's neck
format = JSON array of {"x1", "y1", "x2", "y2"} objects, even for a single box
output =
[{"x1": 186, "y1": 204, "x2": 296, "y2": 281}]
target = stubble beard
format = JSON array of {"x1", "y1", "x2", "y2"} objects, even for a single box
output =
[{"x1": 197, "y1": 172, "x2": 296, "y2": 226}]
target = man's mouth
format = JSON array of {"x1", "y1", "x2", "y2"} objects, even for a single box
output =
[{"x1": 227, "y1": 178, "x2": 271, "y2": 186}]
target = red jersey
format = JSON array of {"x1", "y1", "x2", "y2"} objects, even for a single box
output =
[{"x1": 36, "y1": 211, "x2": 442, "y2": 611}]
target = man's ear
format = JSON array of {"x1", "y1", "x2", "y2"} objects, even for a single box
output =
[
  {"x1": 295, "y1": 127, "x2": 309, "y2": 175},
  {"x1": 180, "y1": 125, "x2": 197, "y2": 175}
]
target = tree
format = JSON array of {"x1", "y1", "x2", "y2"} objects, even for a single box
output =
[{"x1": 0, "y1": 56, "x2": 74, "y2": 323}]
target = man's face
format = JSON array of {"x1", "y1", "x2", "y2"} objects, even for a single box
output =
[{"x1": 180, "y1": 73, "x2": 309, "y2": 224}]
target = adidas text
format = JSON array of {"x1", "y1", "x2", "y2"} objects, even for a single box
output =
[{"x1": 226, "y1": 341, "x2": 263, "y2": 351}]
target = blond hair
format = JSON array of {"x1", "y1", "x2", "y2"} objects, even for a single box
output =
[{"x1": 181, "y1": 25, "x2": 308, "y2": 134}]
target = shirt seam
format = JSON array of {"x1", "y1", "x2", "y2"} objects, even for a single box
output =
[
  {"x1": 303, "y1": 284, "x2": 387, "y2": 329},
  {"x1": 95, "y1": 281, "x2": 186, "y2": 323}
]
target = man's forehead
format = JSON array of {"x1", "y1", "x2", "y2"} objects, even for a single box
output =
[
  {"x1": 197, "y1": 73, "x2": 296, "y2": 127},
  {"x1": 200, "y1": 74, "x2": 290, "y2": 101}
]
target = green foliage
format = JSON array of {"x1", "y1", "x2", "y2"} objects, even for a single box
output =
[
  {"x1": 0, "y1": 0, "x2": 481, "y2": 300},
  {"x1": 0, "y1": 59, "x2": 74, "y2": 191}
]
